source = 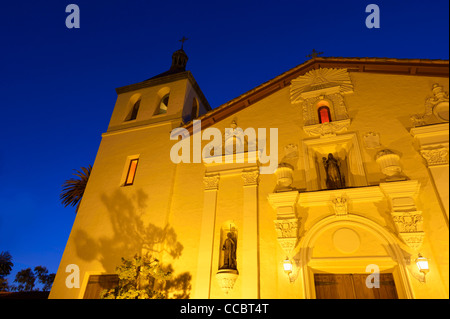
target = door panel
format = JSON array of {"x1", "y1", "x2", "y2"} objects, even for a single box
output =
[
  {"x1": 314, "y1": 274, "x2": 355, "y2": 299},
  {"x1": 314, "y1": 273, "x2": 398, "y2": 299},
  {"x1": 352, "y1": 273, "x2": 398, "y2": 299}
]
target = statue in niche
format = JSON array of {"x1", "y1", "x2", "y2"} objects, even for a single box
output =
[
  {"x1": 322, "y1": 153, "x2": 345, "y2": 189},
  {"x1": 221, "y1": 232, "x2": 237, "y2": 270}
]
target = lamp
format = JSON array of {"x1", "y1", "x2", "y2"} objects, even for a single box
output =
[
  {"x1": 415, "y1": 254, "x2": 429, "y2": 275},
  {"x1": 282, "y1": 258, "x2": 295, "y2": 283},
  {"x1": 283, "y1": 258, "x2": 293, "y2": 274}
]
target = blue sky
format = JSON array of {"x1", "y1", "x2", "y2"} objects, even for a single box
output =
[{"x1": 0, "y1": 0, "x2": 448, "y2": 288}]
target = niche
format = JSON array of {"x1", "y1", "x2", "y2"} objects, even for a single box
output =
[
  {"x1": 303, "y1": 133, "x2": 367, "y2": 191},
  {"x1": 124, "y1": 94, "x2": 142, "y2": 121},
  {"x1": 215, "y1": 221, "x2": 239, "y2": 294},
  {"x1": 218, "y1": 222, "x2": 238, "y2": 271}
]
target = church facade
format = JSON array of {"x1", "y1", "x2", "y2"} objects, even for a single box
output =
[{"x1": 49, "y1": 50, "x2": 449, "y2": 299}]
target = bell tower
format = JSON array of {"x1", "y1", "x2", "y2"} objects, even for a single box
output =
[{"x1": 105, "y1": 42, "x2": 211, "y2": 134}]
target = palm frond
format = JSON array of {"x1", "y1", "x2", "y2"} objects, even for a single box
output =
[{"x1": 60, "y1": 165, "x2": 92, "y2": 213}]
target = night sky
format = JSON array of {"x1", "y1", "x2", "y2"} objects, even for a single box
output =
[{"x1": 0, "y1": 0, "x2": 448, "y2": 289}]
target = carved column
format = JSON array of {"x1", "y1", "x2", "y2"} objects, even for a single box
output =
[
  {"x1": 380, "y1": 180, "x2": 425, "y2": 251},
  {"x1": 268, "y1": 191, "x2": 300, "y2": 256},
  {"x1": 420, "y1": 147, "x2": 449, "y2": 166},
  {"x1": 332, "y1": 196, "x2": 348, "y2": 219},
  {"x1": 411, "y1": 123, "x2": 449, "y2": 220},
  {"x1": 194, "y1": 173, "x2": 220, "y2": 298},
  {"x1": 241, "y1": 169, "x2": 259, "y2": 298}
]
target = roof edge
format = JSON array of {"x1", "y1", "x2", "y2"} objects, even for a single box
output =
[
  {"x1": 183, "y1": 57, "x2": 449, "y2": 132},
  {"x1": 115, "y1": 71, "x2": 211, "y2": 111}
]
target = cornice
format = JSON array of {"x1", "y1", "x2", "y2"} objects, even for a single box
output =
[
  {"x1": 115, "y1": 71, "x2": 211, "y2": 111},
  {"x1": 183, "y1": 57, "x2": 449, "y2": 134}
]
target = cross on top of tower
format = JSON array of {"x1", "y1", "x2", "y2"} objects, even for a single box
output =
[
  {"x1": 306, "y1": 49, "x2": 324, "y2": 59},
  {"x1": 179, "y1": 36, "x2": 188, "y2": 50}
]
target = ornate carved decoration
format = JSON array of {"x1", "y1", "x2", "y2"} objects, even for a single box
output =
[
  {"x1": 392, "y1": 211, "x2": 423, "y2": 233},
  {"x1": 332, "y1": 196, "x2": 348, "y2": 217},
  {"x1": 392, "y1": 209, "x2": 425, "y2": 250},
  {"x1": 242, "y1": 169, "x2": 259, "y2": 186},
  {"x1": 420, "y1": 146, "x2": 449, "y2": 166},
  {"x1": 274, "y1": 218, "x2": 299, "y2": 255},
  {"x1": 284, "y1": 143, "x2": 298, "y2": 156},
  {"x1": 303, "y1": 119, "x2": 351, "y2": 138},
  {"x1": 290, "y1": 68, "x2": 354, "y2": 104},
  {"x1": 410, "y1": 113, "x2": 428, "y2": 127},
  {"x1": 363, "y1": 132, "x2": 381, "y2": 149},
  {"x1": 215, "y1": 269, "x2": 239, "y2": 294},
  {"x1": 277, "y1": 238, "x2": 298, "y2": 256},
  {"x1": 203, "y1": 174, "x2": 220, "y2": 190},
  {"x1": 380, "y1": 181, "x2": 425, "y2": 250},
  {"x1": 301, "y1": 94, "x2": 349, "y2": 126},
  {"x1": 268, "y1": 191, "x2": 301, "y2": 256},
  {"x1": 398, "y1": 232, "x2": 425, "y2": 251},
  {"x1": 274, "y1": 218, "x2": 298, "y2": 238},
  {"x1": 411, "y1": 83, "x2": 449, "y2": 127},
  {"x1": 224, "y1": 120, "x2": 245, "y2": 155}
]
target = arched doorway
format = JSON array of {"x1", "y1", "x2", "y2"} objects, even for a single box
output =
[{"x1": 297, "y1": 214, "x2": 414, "y2": 299}]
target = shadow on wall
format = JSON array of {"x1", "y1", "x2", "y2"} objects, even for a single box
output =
[{"x1": 73, "y1": 188, "x2": 191, "y2": 299}]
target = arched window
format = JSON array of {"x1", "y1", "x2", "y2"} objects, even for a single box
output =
[
  {"x1": 125, "y1": 99, "x2": 141, "y2": 121},
  {"x1": 156, "y1": 94, "x2": 169, "y2": 115},
  {"x1": 191, "y1": 98, "x2": 199, "y2": 120},
  {"x1": 318, "y1": 105, "x2": 332, "y2": 123}
]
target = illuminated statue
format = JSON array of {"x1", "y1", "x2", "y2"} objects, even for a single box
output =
[
  {"x1": 221, "y1": 232, "x2": 237, "y2": 270},
  {"x1": 322, "y1": 153, "x2": 345, "y2": 189}
]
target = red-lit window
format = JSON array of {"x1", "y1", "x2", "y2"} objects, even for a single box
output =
[
  {"x1": 318, "y1": 106, "x2": 332, "y2": 123},
  {"x1": 124, "y1": 159, "x2": 139, "y2": 186}
]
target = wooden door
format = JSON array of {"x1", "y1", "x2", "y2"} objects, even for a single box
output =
[
  {"x1": 83, "y1": 274, "x2": 119, "y2": 299},
  {"x1": 314, "y1": 273, "x2": 398, "y2": 299}
]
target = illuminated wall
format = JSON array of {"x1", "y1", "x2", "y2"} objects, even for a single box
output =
[{"x1": 50, "y1": 58, "x2": 449, "y2": 299}]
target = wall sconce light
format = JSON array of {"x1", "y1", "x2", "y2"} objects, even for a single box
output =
[
  {"x1": 283, "y1": 258, "x2": 294, "y2": 282},
  {"x1": 415, "y1": 253, "x2": 429, "y2": 276},
  {"x1": 283, "y1": 258, "x2": 293, "y2": 273}
]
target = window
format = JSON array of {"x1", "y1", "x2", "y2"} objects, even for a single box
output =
[
  {"x1": 156, "y1": 94, "x2": 169, "y2": 115},
  {"x1": 124, "y1": 158, "x2": 139, "y2": 186},
  {"x1": 318, "y1": 105, "x2": 332, "y2": 123},
  {"x1": 125, "y1": 99, "x2": 141, "y2": 121},
  {"x1": 191, "y1": 98, "x2": 199, "y2": 120}
]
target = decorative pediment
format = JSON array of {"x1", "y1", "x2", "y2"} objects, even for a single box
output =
[
  {"x1": 290, "y1": 68, "x2": 354, "y2": 103},
  {"x1": 268, "y1": 191, "x2": 301, "y2": 256},
  {"x1": 273, "y1": 218, "x2": 299, "y2": 255},
  {"x1": 380, "y1": 180, "x2": 425, "y2": 251},
  {"x1": 420, "y1": 146, "x2": 449, "y2": 166},
  {"x1": 303, "y1": 119, "x2": 351, "y2": 137},
  {"x1": 410, "y1": 123, "x2": 449, "y2": 167},
  {"x1": 410, "y1": 83, "x2": 449, "y2": 127}
]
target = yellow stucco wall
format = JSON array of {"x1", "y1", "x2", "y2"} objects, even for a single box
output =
[{"x1": 49, "y1": 69, "x2": 449, "y2": 299}]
